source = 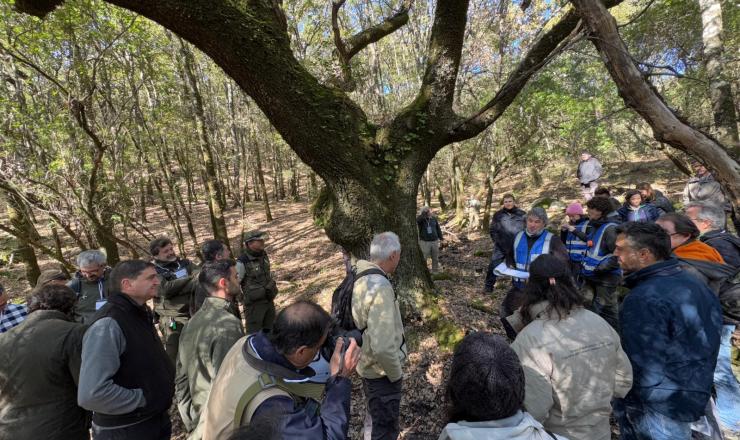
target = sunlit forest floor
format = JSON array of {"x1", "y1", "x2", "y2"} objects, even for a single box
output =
[{"x1": 0, "y1": 154, "x2": 692, "y2": 439}]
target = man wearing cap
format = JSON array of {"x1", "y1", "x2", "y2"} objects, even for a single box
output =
[
  {"x1": 68, "y1": 250, "x2": 111, "y2": 324},
  {"x1": 34, "y1": 269, "x2": 71, "y2": 292},
  {"x1": 237, "y1": 230, "x2": 278, "y2": 334},
  {"x1": 577, "y1": 151, "x2": 602, "y2": 201}
]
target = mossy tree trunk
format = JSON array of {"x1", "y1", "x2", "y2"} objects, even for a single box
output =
[{"x1": 15, "y1": 0, "x2": 624, "y2": 308}]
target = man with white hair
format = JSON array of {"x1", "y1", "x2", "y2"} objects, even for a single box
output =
[
  {"x1": 352, "y1": 232, "x2": 407, "y2": 440},
  {"x1": 68, "y1": 249, "x2": 111, "y2": 324},
  {"x1": 686, "y1": 201, "x2": 740, "y2": 270}
]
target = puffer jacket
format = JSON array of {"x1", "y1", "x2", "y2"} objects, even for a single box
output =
[
  {"x1": 683, "y1": 173, "x2": 730, "y2": 210},
  {"x1": 617, "y1": 204, "x2": 660, "y2": 223},
  {"x1": 511, "y1": 302, "x2": 632, "y2": 440},
  {"x1": 701, "y1": 230, "x2": 740, "y2": 269},
  {"x1": 490, "y1": 207, "x2": 527, "y2": 251},
  {"x1": 351, "y1": 260, "x2": 407, "y2": 382},
  {"x1": 577, "y1": 157, "x2": 602, "y2": 184}
]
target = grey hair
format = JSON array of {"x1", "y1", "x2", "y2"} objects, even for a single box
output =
[
  {"x1": 369, "y1": 232, "x2": 401, "y2": 262},
  {"x1": 685, "y1": 201, "x2": 725, "y2": 230},
  {"x1": 420, "y1": 206, "x2": 431, "y2": 215},
  {"x1": 77, "y1": 249, "x2": 107, "y2": 268},
  {"x1": 527, "y1": 207, "x2": 548, "y2": 224}
]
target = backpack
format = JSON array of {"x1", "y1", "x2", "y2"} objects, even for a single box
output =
[{"x1": 330, "y1": 267, "x2": 386, "y2": 332}]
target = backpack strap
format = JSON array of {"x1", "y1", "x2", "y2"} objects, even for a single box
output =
[
  {"x1": 545, "y1": 430, "x2": 558, "y2": 439},
  {"x1": 355, "y1": 268, "x2": 387, "y2": 280}
]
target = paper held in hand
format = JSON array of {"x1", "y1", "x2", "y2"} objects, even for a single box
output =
[{"x1": 493, "y1": 262, "x2": 529, "y2": 279}]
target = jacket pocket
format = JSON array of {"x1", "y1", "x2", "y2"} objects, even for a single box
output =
[{"x1": 245, "y1": 285, "x2": 267, "y2": 302}]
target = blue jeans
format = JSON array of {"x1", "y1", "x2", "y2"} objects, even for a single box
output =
[
  {"x1": 715, "y1": 325, "x2": 740, "y2": 433},
  {"x1": 614, "y1": 399, "x2": 692, "y2": 440}
]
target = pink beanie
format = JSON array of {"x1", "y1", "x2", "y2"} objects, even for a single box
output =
[{"x1": 566, "y1": 202, "x2": 584, "y2": 215}]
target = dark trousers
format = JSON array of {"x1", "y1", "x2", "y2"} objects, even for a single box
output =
[
  {"x1": 245, "y1": 300, "x2": 276, "y2": 334},
  {"x1": 363, "y1": 377, "x2": 403, "y2": 440},
  {"x1": 586, "y1": 280, "x2": 619, "y2": 331},
  {"x1": 499, "y1": 286, "x2": 525, "y2": 340},
  {"x1": 484, "y1": 244, "x2": 507, "y2": 291},
  {"x1": 92, "y1": 412, "x2": 171, "y2": 440}
]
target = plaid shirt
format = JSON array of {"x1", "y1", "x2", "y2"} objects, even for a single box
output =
[{"x1": 0, "y1": 303, "x2": 28, "y2": 333}]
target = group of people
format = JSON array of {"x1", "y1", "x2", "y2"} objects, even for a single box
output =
[
  {"x1": 1, "y1": 152, "x2": 739, "y2": 440},
  {"x1": 475, "y1": 154, "x2": 740, "y2": 439}
]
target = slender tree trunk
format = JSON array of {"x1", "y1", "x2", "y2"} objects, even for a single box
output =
[
  {"x1": 253, "y1": 140, "x2": 273, "y2": 221},
  {"x1": 4, "y1": 192, "x2": 41, "y2": 285},
  {"x1": 698, "y1": 0, "x2": 739, "y2": 156},
  {"x1": 179, "y1": 39, "x2": 230, "y2": 251},
  {"x1": 482, "y1": 176, "x2": 494, "y2": 231}
]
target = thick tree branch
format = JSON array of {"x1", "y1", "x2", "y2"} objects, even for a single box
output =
[
  {"x1": 570, "y1": 0, "x2": 740, "y2": 208},
  {"x1": 448, "y1": 0, "x2": 623, "y2": 142},
  {"x1": 416, "y1": 0, "x2": 470, "y2": 116}
]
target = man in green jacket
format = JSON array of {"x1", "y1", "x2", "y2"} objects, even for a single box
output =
[
  {"x1": 237, "y1": 231, "x2": 278, "y2": 334},
  {"x1": 176, "y1": 259, "x2": 244, "y2": 439},
  {"x1": 0, "y1": 284, "x2": 88, "y2": 440},
  {"x1": 150, "y1": 237, "x2": 195, "y2": 363},
  {"x1": 67, "y1": 249, "x2": 111, "y2": 324}
]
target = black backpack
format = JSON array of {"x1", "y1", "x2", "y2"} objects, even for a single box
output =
[{"x1": 330, "y1": 267, "x2": 386, "y2": 332}]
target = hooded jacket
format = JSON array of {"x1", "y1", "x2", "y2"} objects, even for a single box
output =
[
  {"x1": 673, "y1": 240, "x2": 725, "y2": 264},
  {"x1": 439, "y1": 411, "x2": 567, "y2": 440},
  {"x1": 701, "y1": 230, "x2": 740, "y2": 269},
  {"x1": 619, "y1": 258, "x2": 722, "y2": 421},
  {"x1": 683, "y1": 173, "x2": 729, "y2": 210},
  {"x1": 511, "y1": 302, "x2": 632, "y2": 440},
  {"x1": 490, "y1": 207, "x2": 527, "y2": 251},
  {"x1": 0, "y1": 310, "x2": 88, "y2": 440}
]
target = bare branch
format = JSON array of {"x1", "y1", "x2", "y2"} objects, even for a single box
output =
[
  {"x1": 0, "y1": 41, "x2": 69, "y2": 96},
  {"x1": 345, "y1": 1, "x2": 411, "y2": 60}
]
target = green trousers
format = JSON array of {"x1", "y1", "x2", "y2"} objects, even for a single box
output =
[
  {"x1": 159, "y1": 316, "x2": 189, "y2": 364},
  {"x1": 245, "y1": 300, "x2": 276, "y2": 334}
]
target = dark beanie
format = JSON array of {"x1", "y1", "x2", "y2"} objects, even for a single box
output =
[{"x1": 529, "y1": 254, "x2": 569, "y2": 280}]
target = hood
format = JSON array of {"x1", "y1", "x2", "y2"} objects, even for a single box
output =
[
  {"x1": 674, "y1": 240, "x2": 725, "y2": 264},
  {"x1": 442, "y1": 412, "x2": 553, "y2": 440}
]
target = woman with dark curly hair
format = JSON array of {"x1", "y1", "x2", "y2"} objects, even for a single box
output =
[
  {"x1": 508, "y1": 254, "x2": 632, "y2": 440},
  {"x1": 439, "y1": 331, "x2": 566, "y2": 440}
]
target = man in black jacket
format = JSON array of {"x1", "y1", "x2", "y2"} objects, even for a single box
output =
[
  {"x1": 686, "y1": 201, "x2": 740, "y2": 270},
  {"x1": 78, "y1": 260, "x2": 175, "y2": 440},
  {"x1": 416, "y1": 206, "x2": 444, "y2": 273},
  {"x1": 484, "y1": 194, "x2": 526, "y2": 293}
]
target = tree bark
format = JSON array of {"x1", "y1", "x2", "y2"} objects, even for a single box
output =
[
  {"x1": 698, "y1": 0, "x2": 739, "y2": 157},
  {"x1": 571, "y1": 0, "x2": 740, "y2": 212},
  {"x1": 4, "y1": 191, "x2": 41, "y2": 285}
]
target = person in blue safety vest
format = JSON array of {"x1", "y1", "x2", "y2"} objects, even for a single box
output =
[
  {"x1": 561, "y1": 202, "x2": 590, "y2": 283},
  {"x1": 569, "y1": 197, "x2": 622, "y2": 330},
  {"x1": 500, "y1": 207, "x2": 569, "y2": 339}
]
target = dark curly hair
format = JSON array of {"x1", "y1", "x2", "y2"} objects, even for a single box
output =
[
  {"x1": 520, "y1": 254, "x2": 584, "y2": 324},
  {"x1": 623, "y1": 189, "x2": 643, "y2": 207},
  {"x1": 446, "y1": 332, "x2": 524, "y2": 423},
  {"x1": 26, "y1": 284, "x2": 77, "y2": 318},
  {"x1": 585, "y1": 196, "x2": 613, "y2": 218}
]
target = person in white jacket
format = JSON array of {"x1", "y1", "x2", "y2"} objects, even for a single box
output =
[
  {"x1": 439, "y1": 332, "x2": 567, "y2": 440},
  {"x1": 508, "y1": 254, "x2": 632, "y2": 440}
]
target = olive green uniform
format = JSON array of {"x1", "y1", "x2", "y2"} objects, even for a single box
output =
[
  {"x1": 237, "y1": 249, "x2": 277, "y2": 334},
  {"x1": 153, "y1": 258, "x2": 194, "y2": 363}
]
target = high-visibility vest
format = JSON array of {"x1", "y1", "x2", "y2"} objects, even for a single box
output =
[
  {"x1": 565, "y1": 219, "x2": 590, "y2": 264},
  {"x1": 582, "y1": 223, "x2": 622, "y2": 277},
  {"x1": 513, "y1": 230, "x2": 553, "y2": 289}
]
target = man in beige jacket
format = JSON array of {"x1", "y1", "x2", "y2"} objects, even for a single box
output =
[{"x1": 352, "y1": 231, "x2": 407, "y2": 440}]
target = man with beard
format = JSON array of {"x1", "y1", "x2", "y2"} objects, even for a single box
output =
[
  {"x1": 176, "y1": 260, "x2": 244, "y2": 439},
  {"x1": 484, "y1": 194, "x2": 526, "y2": 293},
  {"x1": 150, "y1": 237, "x2": 195, "y2": 363},
  {"x1": 68, "y1": 250, "x2": 111, "y2": 324}
]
